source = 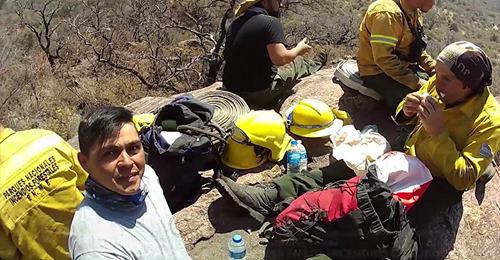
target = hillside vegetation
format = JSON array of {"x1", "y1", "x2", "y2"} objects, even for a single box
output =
[{"x1": 1, "y1": 0, "x2": 499, "y2": 139}]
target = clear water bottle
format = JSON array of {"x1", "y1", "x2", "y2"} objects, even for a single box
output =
[
  {"x1": 297, "y1": 140, "x2": 308, "y2": 172},
  {"x1": 228, "y1": 233, "x2": 246, "y2": 260},
  {"x1": 287, "y1": 140, "x2": 301, "y2": 174}
]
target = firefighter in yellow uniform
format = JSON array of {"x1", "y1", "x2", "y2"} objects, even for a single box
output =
[
  {"x1": 395, "y1": 41, "x2": 500, "y2": 258},
  {"x1": 357, "y1": 0, "x2": 436, "y2": 110},
  {"x1": 0, "y1": 125, "x2": 88, "y2": 260}
]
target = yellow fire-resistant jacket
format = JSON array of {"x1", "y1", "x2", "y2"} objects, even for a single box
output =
[
  {"x1": 357, "y1": 0, "x2": 436, "y2": 89},
  {"x1": 0, "y1": 128, "x2": 88, "y2": 260},
  {"x1": 395, "y1": 76, "x2": 500, "y2": 191}
]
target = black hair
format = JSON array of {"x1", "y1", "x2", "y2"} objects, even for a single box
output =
[{"x1": 78, "y1": 106, "x2": 134, "y2": 156}]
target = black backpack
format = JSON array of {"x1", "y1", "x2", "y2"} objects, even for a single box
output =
[
  {"x1": 261, "y1": 166, "x2": 418, "y2": 260},
  {"x1": 141, "y1": 95, "x2": 227, "y2": 213}
]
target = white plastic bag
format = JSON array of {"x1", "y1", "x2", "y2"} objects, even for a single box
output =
[{"x1": 330, "y1": 125, "x2": 390, "y2": 176}]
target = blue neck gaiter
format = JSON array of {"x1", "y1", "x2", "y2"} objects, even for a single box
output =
[{"x1": 84, "y1": 177, "x2": 149, "y2": 211}]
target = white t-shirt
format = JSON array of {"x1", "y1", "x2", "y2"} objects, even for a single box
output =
[{"x1": 69, "y1": 165, "x2": 191, "y2": 260}]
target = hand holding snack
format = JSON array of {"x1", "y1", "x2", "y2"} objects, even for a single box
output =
[
  {"x1": 417, "y1": 94, "x2": 445, "y2": 137},
  {"x1": 403, "y1": 92, "x2": 426, "y2": 117}
]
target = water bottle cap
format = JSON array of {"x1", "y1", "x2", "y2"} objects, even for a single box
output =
[
  {"x1": 291, "y1": 140, "x2": 298, "y2": 145},
  {"x1": 232, "y1": 234, "x2": 242, "y2": 243}
]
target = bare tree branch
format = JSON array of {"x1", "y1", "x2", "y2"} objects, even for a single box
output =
[{"x1": 16, "y1": 0, "x2": 65, "y2": 68}]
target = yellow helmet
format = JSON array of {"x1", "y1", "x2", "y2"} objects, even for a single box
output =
[
  {"x1": 284, "y1": 99, "x2": 344, "y2": 138},
  {"x1": 222, "y1": 110, "x2": 292, "y2": 169}
]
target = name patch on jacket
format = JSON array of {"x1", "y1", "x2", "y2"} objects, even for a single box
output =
[
  {"x1": 3, "y1": 156, "x2": 59, "y2": 206},
  {"x1": 479, "y1": 143, "x2": 493, "y2": 158}
]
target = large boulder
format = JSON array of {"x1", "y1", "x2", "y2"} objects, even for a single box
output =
[{"x1": 174, "y1": 67, "x2": 500, "y2": 259}]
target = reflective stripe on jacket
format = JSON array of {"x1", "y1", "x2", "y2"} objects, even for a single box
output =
[
  {"x1": 357, "y1": 0, "x2": 436, "y2": 89},
  {"x1": 395, "y1": 76, "x2": 500, "y2": 190},
  {"x1": 0, "y1": 128, "x2": 88, "y2": 260}
]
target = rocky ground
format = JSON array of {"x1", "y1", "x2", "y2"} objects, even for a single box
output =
[{"x1": 172, "y1": 67, "x2": 500, "y2": 260}]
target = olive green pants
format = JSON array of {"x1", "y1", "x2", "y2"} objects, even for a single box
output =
[
  {"x1": 361, "y1": 70, "x2": 429, "y2": 111},
  {"x1": 272, "y1": 160, "x2": 356, "y2": 201},
  {"x1": 237, "y1": 56, "x2": 324, "y2": 110},
  {"x1": 361, "y1": 74, "x2": 414, "y2": 111}
]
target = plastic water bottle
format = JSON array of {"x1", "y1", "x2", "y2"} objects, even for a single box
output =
[
  {"x1": 287, "y1": 140, "x2": 301, "y2": 174},
  {"x1": 228, "y1": 234, "x2": 246, "y2": 260},
  {"x1": 297, "y1": 140, "x2": 308, "y2": 172}
]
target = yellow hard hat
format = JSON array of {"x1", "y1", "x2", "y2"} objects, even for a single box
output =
[
  {"x1": 222, "y1": 137, "x2": 268, "y2": 170},
  {"x1": 221, "y1": 110, "x2": 291, "y2": 170},
  {"x1": 132, "y1": 113, "x2": 155, "y2": 132},
  {"x1": 237, "y1": 110, "x2": 292, "y2": 161},
  {"x1": 285, "y1": 99, "x2": 344, "y2": 138},
  {"x1": 234, "y1": 0, "x2": 261, "y2": 17}
]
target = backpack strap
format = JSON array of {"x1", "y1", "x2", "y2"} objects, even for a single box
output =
[
  {"x1": 356, "y1": 183, "x2": 399, "y2": 243},
  {"x1": 177, "y1": 125, "x2": 227, "y2": 143}
]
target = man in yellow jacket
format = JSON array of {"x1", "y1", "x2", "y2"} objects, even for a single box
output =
[
  {"x1": 357, "y1": 0, "x2": 436, "y2": 110},
  {"x1": 395, "y1": 41, "x2": 499, "y2": 258},
  {"x1": 396, "y1": 43, "x2": 499, "y2": 191},
  {"x1": 0, "y1": 125, "x2": 88, "y2": 260}
]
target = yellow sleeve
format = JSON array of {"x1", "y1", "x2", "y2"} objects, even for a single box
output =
[
  {"x1": 418, "y1": 50, "x2": 436, "y2": 73},
  {"x1": 368, "y1": 12, "x2": 420, "y2": 89},
  {"x1": 60, "y1": 140, "x2": 88, "y2": 191},
  {"x1": 0, "y1": 229, "x2": 19, "y2": 260},
  {"x1": 419, "y1": 121, "x2": 500, "y2": 190}
]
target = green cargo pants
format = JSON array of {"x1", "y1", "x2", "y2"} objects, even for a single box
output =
[
  {"x1": 361, "y1": 70, "x2": 429, "y2": 111},
  {"x1": 272, "y1": 160, "x2": 356, "y2": 201},
  {"x1": 237, "y1": 56, "x2": 324, "y2": 110},
  {"x1": 361, "y1": 74, "x2": 414, "y2": 111}
]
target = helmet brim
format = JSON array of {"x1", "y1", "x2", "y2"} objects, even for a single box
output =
[{"x1": 288, "y1": 119, "x2": 343, "y2": 138}]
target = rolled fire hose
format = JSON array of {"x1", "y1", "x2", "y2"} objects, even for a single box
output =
[{"x1": 195, "y1": 90, "x2": 250, "y2": 131}]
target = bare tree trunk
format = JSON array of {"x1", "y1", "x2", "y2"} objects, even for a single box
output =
[{"x1": 16, "y1": 0, "x2": 65, "y2": 69}]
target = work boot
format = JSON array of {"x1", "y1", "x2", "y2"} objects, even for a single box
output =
[
  {"x1": 477, "y1": 164, "x2": 496, "y2": 186},
  {"x1": 215, "y1": 176, "x2": 279, "y2": 223}
]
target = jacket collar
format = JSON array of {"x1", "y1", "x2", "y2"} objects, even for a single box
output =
[
  {"x1": 456, "y1": 89, "x2": 490, "y2": 119},
  {"x1": 0, "y1": 128, "x2": 15, "y2": 144}
]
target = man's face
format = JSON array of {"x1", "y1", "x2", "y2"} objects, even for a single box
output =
[
  {"x1": 419, "y1": 0, "x2": 436, "y2": 13},
  {"x1": 435, "y1": 61, "x2": 472, "y2": 105},
  {"x1": 79, "y1": 122, "x2": 145, "y2": 196}
]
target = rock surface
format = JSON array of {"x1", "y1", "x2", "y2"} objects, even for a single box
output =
[{"x1": 170, "y1": 67, "x2": 500, "y2": 260}]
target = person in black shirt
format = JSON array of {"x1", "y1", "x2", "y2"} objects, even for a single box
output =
[{"x1": 223, "y1": 0, "x2": 326, "y2": 109}]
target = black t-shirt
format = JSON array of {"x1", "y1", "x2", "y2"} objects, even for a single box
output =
[{"x1": 223, "y1": 6, "x2": 285, "y2": 93}]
